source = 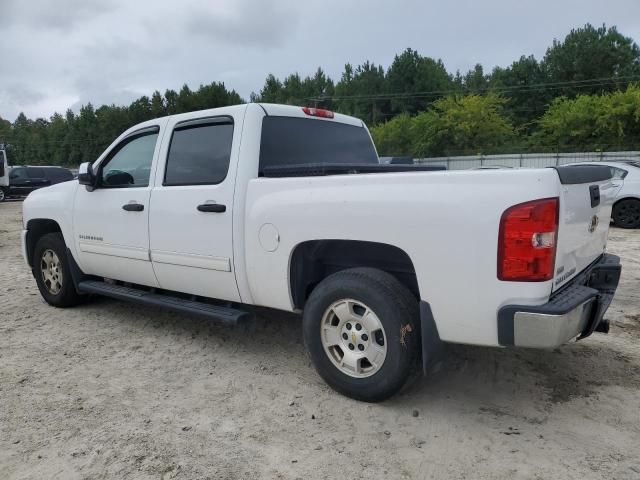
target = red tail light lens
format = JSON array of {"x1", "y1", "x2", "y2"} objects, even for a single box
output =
[
  {"x1": 302, "y1": 107, "x2": 334, "y2": 118},
  {"x1": 497, "y1": 197, "x2": 559, "y2": 281}
]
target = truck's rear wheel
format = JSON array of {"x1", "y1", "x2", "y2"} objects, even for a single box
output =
[
  {"x1": 33, "y1": 233, "x2": 83, "y2": 307},
  {"x1": 303, "y1": 268, "x2": 419, "y2": 402},
  {"x1": 0, "y1": 187, "x2": 6, "y2": 202},
  {"x1": 612, "y1": 199, "x2": 640, "y2": 229}
]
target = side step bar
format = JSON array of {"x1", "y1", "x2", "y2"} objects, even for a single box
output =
[{"x1": 77, "y1": 280, "x2": 250, "y2": 325}]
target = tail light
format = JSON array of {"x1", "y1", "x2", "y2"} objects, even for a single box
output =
[
  {"x1": 497, "y1": 197, "x2": 559, "y2": 281},
  {"x1": 302, "y1": 107, "x2": 334, "y2": 119}
]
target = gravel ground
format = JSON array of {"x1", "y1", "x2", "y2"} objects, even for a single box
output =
[{"x1": 1, "y1": 200, "x2": 639, "y2": 480}]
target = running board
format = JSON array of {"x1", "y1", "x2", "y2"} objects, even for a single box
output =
[{"x1": 77, "y1": 280, "x2": 250, "y2": 325}]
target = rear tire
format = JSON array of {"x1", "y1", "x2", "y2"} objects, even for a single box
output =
[
  {"x1": 0, "y1": 187, "x2": 6, "y2": 202},
  {"x1": 612, "y1": 199, "x2": 640, "y2": 229},
  {"x1": 33, "y1": 232, "x2": 83, "y2": 307},
  {"x1": 303, "y1": 268, "x2": 419, "y2": 402}
]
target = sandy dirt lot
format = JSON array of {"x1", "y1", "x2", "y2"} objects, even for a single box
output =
[{"x1": 1, "y1": 200, "x2": 639, "y2": 480}]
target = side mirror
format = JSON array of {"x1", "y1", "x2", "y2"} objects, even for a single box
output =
[{"x1": 78, "y1": 162, "x2": 96, "y2": 191}]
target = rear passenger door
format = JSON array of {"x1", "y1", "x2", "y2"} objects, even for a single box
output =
[{"x1": 149, "y1": 115, "x2": 241, "y2": 302}]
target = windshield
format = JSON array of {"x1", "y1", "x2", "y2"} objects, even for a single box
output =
[{"x1": 259, "y1": 116, "x2": 378, "y2": 174}]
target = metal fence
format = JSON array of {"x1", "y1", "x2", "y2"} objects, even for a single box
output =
[{"x1": 415, "y1": 151, "x2": 640, "y2": 170}]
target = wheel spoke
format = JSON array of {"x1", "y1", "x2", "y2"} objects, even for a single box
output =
[
  {"x1": 322, "y1": 325, "x2": 341, "y2": 347},
  {"x1": 332, "y1": 300, "x2": 355, "y2": 324},
  {"x1": 366, "y1": 344, "x2": 386, "y2": 368},
  {"x1": 340, "y1": 351, "x2": 360, "y2": 374},
  {"x1": 361, "y1": 309, "x2": 382, "y2": 333}
]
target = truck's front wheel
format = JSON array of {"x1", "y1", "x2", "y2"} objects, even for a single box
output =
[
  {"x1": 33, "y1": 233, "x2": 83, "y2": 307},
  {"x1": 0, "y1": 187, "x2": 7, "y2": 202},
  {"x1": 303, "y1": 268, "x2": 419, "y2": 402}
]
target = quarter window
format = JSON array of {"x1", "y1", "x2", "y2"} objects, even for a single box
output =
[
  {"x1": 100, "y1": 130, "x2": 159, "y2": 188},
  {"x1": 164, "y1": 120, "x2": 234, "y2": 186},
  {"x1": 610, "y1": 167, "x2": 628, "y2": 180}
]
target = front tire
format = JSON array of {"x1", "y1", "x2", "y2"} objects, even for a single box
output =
[
  {"x1": 33, "y1": 232, "x2": 83, "y2": 307},
  {"x1": 303, "y1": 268, "x2": 419, "y2": 402},
  {"x1": 0, "y1": 187, "x2": 6, "y2": 202},
  {"x1": 612, "y1": 199, "x2": 640, "y2": 229}
]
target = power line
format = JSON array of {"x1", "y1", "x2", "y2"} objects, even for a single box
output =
[{"x1": 308, "y1": 75, "x2": 640, "y2": 102}]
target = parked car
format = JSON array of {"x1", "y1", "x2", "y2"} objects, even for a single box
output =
[
  {"x1": 571, "y1": 161, "x2": 640, "y2": 228},
  {"x1": 1, "y1": 166, "x2": 74, "y2": 201},
  {"x1": 20, "y1": 104, "x2": 621, "y2": 401},
  {"x1": 0, "y1": 149, "x2": 8, "y2": 202}
]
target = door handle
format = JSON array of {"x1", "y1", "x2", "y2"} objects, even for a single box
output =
[
  {"x1": 122, "y1": 203, "x2": 144, "y2": 212},
  {"x1": 197, "y1": 203, "x2": 226, "y2": 213}
]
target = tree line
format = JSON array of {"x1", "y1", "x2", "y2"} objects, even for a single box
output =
[{"x1": 1, "y1": 23, "x2": 639, "y2": 166}]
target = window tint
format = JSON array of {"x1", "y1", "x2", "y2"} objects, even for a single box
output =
[
  {"x1": 164, "y1": 121, "x2": 233, "y2": 186},
  {"x1": 100, "y1": 131, "x2": 158, "y2": 188},
  {"x1": 259, "y1": 117, "x2": 378, "y2": 173},
  {"x1": 27, "y1": 167, "x2": 45, "y2": 179}
]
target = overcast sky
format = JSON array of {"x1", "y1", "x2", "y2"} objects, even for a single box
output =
[{"x1": 1, "y1": 0, "x2": 639, "y2": 121}]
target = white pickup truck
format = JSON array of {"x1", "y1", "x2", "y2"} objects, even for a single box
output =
[{"x1": 21, "y1": 103, "x2": 621, "y2": 401}]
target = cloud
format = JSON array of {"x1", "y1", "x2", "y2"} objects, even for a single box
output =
[
  {"x1": 3, "y1": 0, "x2": 117, "y2": 31},
  {"x1": 0, "y1": 0, "x2": 639, "y2": 121},
  {"x1": 185, "y1": 0, "x2": 299, "y2": 48}
]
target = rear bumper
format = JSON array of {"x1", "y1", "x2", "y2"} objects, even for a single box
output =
[{"x1": 498, "y1": 254, "x2": 621, "y2": 348}]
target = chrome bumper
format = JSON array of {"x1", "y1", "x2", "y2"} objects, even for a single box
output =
[{"x1": 498, "y1": 254, "x2": 621, "y2": 348}]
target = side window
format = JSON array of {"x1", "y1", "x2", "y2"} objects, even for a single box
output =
[
  {"x1": 27, "y1": 167, "x2": 45, "y2": 179},
  {"x1": 610, "y1": 167, "x2": 628, "y2": 180},
  {"x1": 10, "y1": 168, "x2": 27, "y2": 180},
  {"x1": 46, "y1": 168, "x2": 72, "y2": 183},
  {"x1": 164, "y1": 120, "x2": 233, "y2": 186},
  {"x1": 100, "y1": 130, "x2": 159, "y2": 188}
]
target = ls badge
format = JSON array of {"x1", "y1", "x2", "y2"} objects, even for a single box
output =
[{"x1": 588, "y1": 215, "x2": 599, "y2": 233}]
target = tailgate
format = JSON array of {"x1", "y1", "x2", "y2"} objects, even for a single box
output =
[{"x1": 552, "y1": 165, "x2": 616, "y2": 291}]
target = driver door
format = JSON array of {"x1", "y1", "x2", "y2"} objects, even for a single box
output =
[{"x1": 72, "y1": 125, "x2": 163, "y2": 287}]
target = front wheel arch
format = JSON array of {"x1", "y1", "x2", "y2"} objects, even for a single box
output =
[{"x1": 25, "y1": 219, "x2": 63, "y2": 267}]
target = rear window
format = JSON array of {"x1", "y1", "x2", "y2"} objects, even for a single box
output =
[{"x1": 259, "y1": 116, "x2": 378, "y2": 173}]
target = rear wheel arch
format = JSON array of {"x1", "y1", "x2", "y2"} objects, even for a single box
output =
[
  {"x1": 289, "y1": 239, "x2": 420, "y2": 309},
  {"x1": 26, "y1": 219, "x2": 63, "y2": 267}
]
